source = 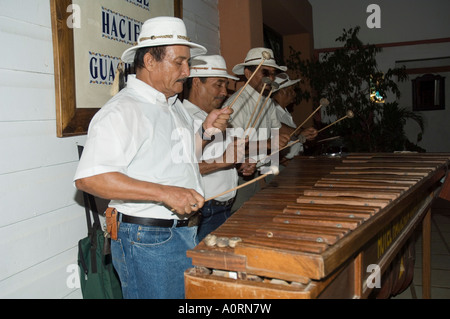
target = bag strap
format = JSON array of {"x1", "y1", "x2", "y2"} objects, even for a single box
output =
[
  {"x1": 77, "y1": 145, "x2": 102, "y2": 230},
  {"x1": 78, "y1": 145, "x2": 102, "y2": 273}
]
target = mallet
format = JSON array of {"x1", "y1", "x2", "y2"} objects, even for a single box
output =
[
  {"x1": 224, "y1": 51, "x2": 272, "y2": 110},
  {"x1": 205, "y1": 165, "x2": 280, "y2": 202},
  {"x1": 317, "y1": 110, "x2": 354, "y2": 133},
  {"x1": 248, "y1": 81, "x2": 279, "y2": 134},
  {"x1": 290, "y1": 98, "x2": 330, "y2": 138},
  {"x1": 244, "y1": 77, "x2": 271, "y2": 133}
]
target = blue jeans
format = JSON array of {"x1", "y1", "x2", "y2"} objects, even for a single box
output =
[
  {"x1": 197, "y1": 201, "x2": 233, "y2": 242},
  {"x1": 111, "y1": 220, "x2": 198, "y2": 299}
]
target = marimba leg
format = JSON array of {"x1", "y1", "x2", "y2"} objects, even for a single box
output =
[{"x1": 422, "y1": 208, "x2": 431, "y2": 299}]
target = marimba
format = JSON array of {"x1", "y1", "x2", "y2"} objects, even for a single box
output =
[{"x1": 185, "y1": 153, "x2": 450, "y2": 299}]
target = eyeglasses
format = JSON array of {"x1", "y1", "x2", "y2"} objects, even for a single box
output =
[
  {"x1": 261, "y1": 69, "x2": 278, "y2": 78},
  {"x1": 275, "y1": 73, "x2": 289, "y2": 80}
]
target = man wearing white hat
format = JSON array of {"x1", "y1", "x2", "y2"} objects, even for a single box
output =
[
  {"x1": 183, "y1": 55, "x2": 256, "y2": 241},
  {"x1": 223, "y1": 47, "x2": 291, "y2": 213},
  {"x1": 74, "y1": 17, "x2": 232, "y2": 299},
  {"x1": 271, "y1": 73, "x2": 317, "y2": 160}
]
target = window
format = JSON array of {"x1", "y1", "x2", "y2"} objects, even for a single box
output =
[{"x1": 412, "y1": 74, "x2": 445, "y2": 111}]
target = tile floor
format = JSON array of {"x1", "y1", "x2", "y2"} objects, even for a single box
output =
[{"x1": 393, "y1": 198, "x2": 450, "y2": 299}]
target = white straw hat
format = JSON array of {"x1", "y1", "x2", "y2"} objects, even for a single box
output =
[
  {"x1": 121, "y1": 16, "x2": 207, "y2": 63},
  {"x1": 232, "y1": 47, "x2": 287, "y2": 75},
  {"x1": 273, "y1": 73, "x2": 300, "y2": 91},
  {"x1": 189, "y1": 55, "x2": 239, "y2": 80}
]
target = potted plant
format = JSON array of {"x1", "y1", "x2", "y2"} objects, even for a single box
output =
[{"x1": 286, "y1": 26, "x2": 424, "y2": 153}]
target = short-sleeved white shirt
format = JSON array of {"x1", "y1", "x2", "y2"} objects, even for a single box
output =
[
  {"x1": 74, "y1": 75, "x2": 204, "y2": 219},
  {"x1": 274, "y1": 102, "x2": 296, "y2": 128},
  {"x1": 273, "y1": 101, "x2": 303, "y2": 158},
  {"x1": 183, "y1": 100, "x2": 238, "y2": 201}
]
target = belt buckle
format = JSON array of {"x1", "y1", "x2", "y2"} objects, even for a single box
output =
[{"x1": 188, "y1": 213, "x2": 201, "y2": 227}]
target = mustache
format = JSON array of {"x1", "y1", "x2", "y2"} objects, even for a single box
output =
[{"x1": 176, "y1": 77, "x2": 188, "y2": 83}]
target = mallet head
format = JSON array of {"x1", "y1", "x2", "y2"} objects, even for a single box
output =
[
  {"x1": 346, "y1": 110, "x2": 354, "y2": 118},
  {"x1": 261, "y1": 51, "x2": 271, "y2": 60},
  {"x1": 320, "y1": 98, "x2": 330, "y2": 107}
]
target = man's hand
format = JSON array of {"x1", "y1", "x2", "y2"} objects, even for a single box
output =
[
  {"x1": 300, "y1": 127, "x2": 318, "y2": 141},
  {"x1": 203, "y1": 107, "x2": 233, "y2": 137},
  {"x1": 269, "y1": 133, "x2": 291, "y2": 151},
  {"x1": 75, "y1": 172, "x2": 204, "y2": 215},
  {"x1": 161, "y1": 185, "x2": 205, "y2": 215},
  {"x1": 238, "y1": 160, "x2": 257, "y2": 176}
]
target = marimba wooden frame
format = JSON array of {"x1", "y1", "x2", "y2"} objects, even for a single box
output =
[{"x1": 185, "y1": 154, "x2": 449, "y2": 299}]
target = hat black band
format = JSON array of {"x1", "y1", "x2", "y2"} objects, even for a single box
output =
[
  {"x1": 191, "y1": 67, "x2": 227, "y2": 71},
  {"x1": 244, "y1": 57, "x2": 274, "y2": 63},
  {"x1": 140, "y1": 34, "x2": 191, "y2": 42}
]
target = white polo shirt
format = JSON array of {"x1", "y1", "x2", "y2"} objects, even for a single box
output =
[
  {"x1": 74, "y1": 75, "x2": 204, "y2": 219},
  {"x1": 224, "y1": 85, "x2": 281, "y2": 140},
  {"x1": 274, "y1": 102, "x2": 296, "y2": 128},
  {"x1": 183, "y1": 99, "x2": 238, "y2": 201},
  {"x1": 273, "y1": 101, "x2": 303, "y2": 158}
]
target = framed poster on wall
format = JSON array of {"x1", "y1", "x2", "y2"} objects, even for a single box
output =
[{"x1": 50, "y1": 0, "x2": 182, "y2": 137}]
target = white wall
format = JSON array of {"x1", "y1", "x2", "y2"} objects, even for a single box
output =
[
  {"x1": 0, "y1": 0, "x2": 219, "y2": 299},
  {"x1": 309, "y1": 0, "x2": 450, "y2": 50},
  {"x1": 309, "y1": 0, "x2": 450, "y2": 152},
  {"x1": 0, "y1": 0, "x2": 86, "y2": 298},
  {"x1": 398, "y1": 68, "x2": 450, "y2": 153}
]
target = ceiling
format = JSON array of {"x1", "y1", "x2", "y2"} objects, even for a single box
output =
[{"x1": 261, "y1": 0, "x2": 313, "y2": 35}]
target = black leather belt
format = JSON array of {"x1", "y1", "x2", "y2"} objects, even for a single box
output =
[
  {"x1": 209, "y1": 198, "x2": 234, "y2": 207},
  {"x1": 119, "y1": 212, "x2": 201, "y2": 228}
]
